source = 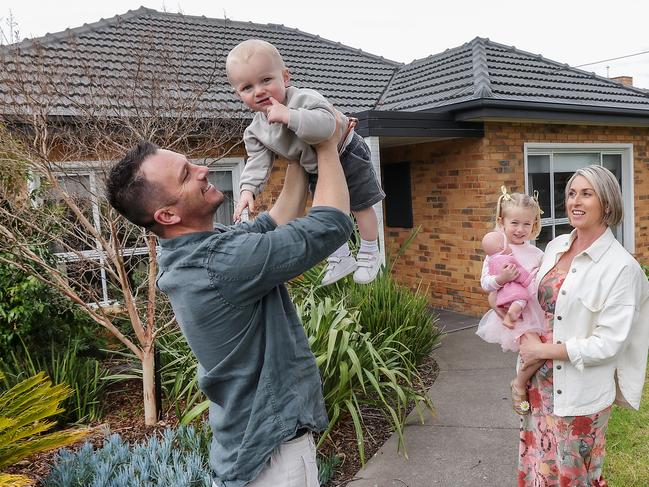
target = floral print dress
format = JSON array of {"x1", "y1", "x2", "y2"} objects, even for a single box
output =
[{"x1": 518, "y1": 267, "x2": 611, "y2": 487}]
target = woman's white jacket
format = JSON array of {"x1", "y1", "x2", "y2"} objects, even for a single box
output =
[{"x1": 533, "y1": 228, "x2": 649, "y2": 416}]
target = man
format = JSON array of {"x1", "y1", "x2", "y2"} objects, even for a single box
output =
[{"x1": 106, "y1": 125, "x2": 352, "y2": 486}]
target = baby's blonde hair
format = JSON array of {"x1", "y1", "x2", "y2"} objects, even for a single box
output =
[
  {"x1": 226, "y1": 39, "x2": 286, "y2": 83},
  {"x1": 494, "y1": 187, "x2": 543, "y2": 240}
]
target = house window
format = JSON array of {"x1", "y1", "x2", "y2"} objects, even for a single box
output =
[
  {"x1": 524, "y1": 144, "x2": 634, "y2": 252},
  {"x1": 46, "y1": 157, "x2": 243, "y2": 305},
  {"x1": 206, "y1": 157, "x2": 244, "y2": 225},
  {"x1": 383, "y1": 162, "x2": 413, "y2": 228}
]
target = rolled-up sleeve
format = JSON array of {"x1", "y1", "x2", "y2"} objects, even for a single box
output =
[{"x1": 208, "y1": 208, "x2": 353, "y2": 307}]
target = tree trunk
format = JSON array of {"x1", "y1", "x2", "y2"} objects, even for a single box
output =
[{"x1": 141, "y1": 345, "x2": 158, "y2": 426}]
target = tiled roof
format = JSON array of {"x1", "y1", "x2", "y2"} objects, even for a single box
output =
[
  {"x1": 0, "y1": 7, "x2": 400, "y2": 117},
  {"x1": 379, "y1": 37, "x2": 649, "y2": 112},
  {"x1": 3, "y1": 13, "x2": 649, "y2": 119}
]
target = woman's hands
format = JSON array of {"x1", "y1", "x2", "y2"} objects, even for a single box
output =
[
  {"x1": 519, "y1": 333, "x2": 569, "y2": 369},
  {"x1": 518, "y1": 333, "x2": 544, "y2": 369}
]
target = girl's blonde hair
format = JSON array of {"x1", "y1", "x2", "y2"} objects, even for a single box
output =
[{"x1": 494, "y1": 186, "x2": 543, "y2": 240}]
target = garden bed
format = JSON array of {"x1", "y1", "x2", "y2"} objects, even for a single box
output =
[{"x1": 8, "y1": 357, "x2": 438, "y2": 486}]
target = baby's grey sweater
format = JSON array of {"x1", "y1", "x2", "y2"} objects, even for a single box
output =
[{"x1": 240, "y1": 86, "x2": 350, "y2": 195}]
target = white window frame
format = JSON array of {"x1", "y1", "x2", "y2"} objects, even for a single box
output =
[
  {"x1": 524, "y1": 143, "x2": 634, "y2": 253},
  {"x1": 44, "y1": 156, "x2": 245, "y2": 305},
  {"x1": 204, "y1": 156, "x2": 246, "y2": 222}
]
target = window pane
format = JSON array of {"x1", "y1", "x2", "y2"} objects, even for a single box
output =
[
  {"x1": 534, "y1": 225, "x2": 553, "y2": 251},
  {"x1": 48, "y1": 175, "x2": 96, "y2": 252},
  {"x1": 528, "y1": 155, "x2": 551, "y2": 216},
  {"x1": 602, "y1": 154, "x2": 622, "y2": 185},
  {"x1": 603, "y1": 154, "x2": 623, "y2": 242},
  {"x1": 555, "y1": 223, "x2": 573, "y2": 239},
  {"x1": 208, "y1": 171, "x2": 234, "y2": 226},
  {"x1": 553, "y1": 153, "x2": 600, "y2": 171}
]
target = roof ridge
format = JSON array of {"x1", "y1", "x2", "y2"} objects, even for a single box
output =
[
  {"x1": 375, "y1": 65, "x2": 404, "y2": 108},
  {"x1": 471, "y1": 37, "x2": 492, "y2": 98},
  {"x1": 482, "y1": 38, "x2": 649, "y2": 98},
  {"x1": 4, "y1": 6, "x2": 155, "y2": 51},
  {"x1": 134, "y1": 9, "x2": 404, "y2": 67}
]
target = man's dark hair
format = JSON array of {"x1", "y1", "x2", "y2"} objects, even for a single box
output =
[{"x1": 106, "y1": 140, "x2": 161, "y2": 229}]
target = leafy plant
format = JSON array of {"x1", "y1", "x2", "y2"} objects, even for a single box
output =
[
  {"x1": 0, "y1": 371, "x2": 88, "y2": 482},
  {"x1": 1, "y1": 338, "x2": 109, "y2": 424},
  {"x1": 44, "y1": 424, "x2": 212, "y2": 487},
  {"x1": 298, "y1": 295, "x2": 432, "y2": 463},
  {"x1": 317, "y1": 453, "x2": 342, "y2": 485},
  {"x1": 346, "y1": 272, "x2": 441, "y2": 366},
  {"x1": 0, "y1": 255, "x2": 97, "y2": 360},
  {"x1": 642, "y1": 263, "x2": 649, "y2": 280}
]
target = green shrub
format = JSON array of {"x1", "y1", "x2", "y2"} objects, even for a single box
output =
[
  {"x1": 0, "y1": 371, "x2": 88, "y2": 484},
  {"x1": 299, "y1": 295, "x2": 432, "y2": 463},
  {"x1": 1, "y1": 338, "x2": 109, "y2": 424},
  {"x1": 642, "y1": 263, "x2": 649, "y2": 280},
  {"x1": 0, "y1": 255, "x2": 97, "y2": 359},
  {"x1": 290, "y1": 263, "x2": 441, "y2": 369},
  {"x1": 345, "y1": 272, "x2": 441, "y2": 366},
  {"x1": 44, "y1": 424, "x2": 212, "y2": 487}
]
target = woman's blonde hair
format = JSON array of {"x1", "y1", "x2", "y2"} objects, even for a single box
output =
[
  {"x1": 564, "y1": 165, "x2": 623, "y2": 227},
  {"x1": 494, "y1": 186, "x2": 543, "y2": 239}
]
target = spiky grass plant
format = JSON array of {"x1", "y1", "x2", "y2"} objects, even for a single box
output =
[
  {"x1": 44, "y1": 424, "x2": 212, "y2": 487},
  {"x1": 0, "y1": 372, "x2": 88, "y2": 484},
  {"x1": 298, "y1": 295, "x2": 432, "y2": 463}
]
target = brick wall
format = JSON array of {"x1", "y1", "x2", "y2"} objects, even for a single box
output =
[{"x1": 381, "y1": 122, "x2": 649, "y2": 316}]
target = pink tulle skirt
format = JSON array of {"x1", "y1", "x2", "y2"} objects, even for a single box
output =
[{"x1": 476, "y1": 298, "x2": 546, "y2": 352}]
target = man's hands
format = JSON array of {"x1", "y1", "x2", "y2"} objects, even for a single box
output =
[
  {"x1": 233, "y1": 190, "x2": 255, "y2": 223},
  {"x1": 266, "y1": 97, "x2": 290, "y2": 125}
]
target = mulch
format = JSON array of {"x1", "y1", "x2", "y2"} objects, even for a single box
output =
[{"x1": 8, "y1": 356, "x2": 438, "y2": 487}]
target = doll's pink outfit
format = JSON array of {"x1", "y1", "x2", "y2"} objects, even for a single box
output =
[
  {"x1": 476, "y1": 234, "x2": 546, "y2": 352},
  {"x1": 488, "y1": 253, "x2": 534, "y2": 307}
]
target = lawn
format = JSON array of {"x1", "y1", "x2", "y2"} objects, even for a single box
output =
[{"x1": 605, "y1": 360, "x2": 649, "y2": 487}]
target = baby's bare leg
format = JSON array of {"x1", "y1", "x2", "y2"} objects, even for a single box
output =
[{"x1": 353, "y1": 206, "x2": 378, "y2": 241}]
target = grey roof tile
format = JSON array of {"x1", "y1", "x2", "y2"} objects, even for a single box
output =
[
  {"x1": 2, "y1": 14, "x2": 649, "y2": 118},
  {"x1": 379, "y1": 37, "x2": 649, "y2": 112},
  {"x1": 0, "y1": 7, "x2": 400, "y2": 116}
]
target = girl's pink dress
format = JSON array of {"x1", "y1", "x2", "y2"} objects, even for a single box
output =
[{"x1": 476, "y1": 241, "x2": 546, "y2": 352}]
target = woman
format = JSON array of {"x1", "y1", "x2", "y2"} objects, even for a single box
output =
[{"x1": 516, "y1": 165, "x2": 649, "y2": 486}]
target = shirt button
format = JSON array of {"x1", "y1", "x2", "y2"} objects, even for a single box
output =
[
  {"x1": 557, "y1": 389, "x2": 562, "y2": 394},
  {"x1": 572, "y1": 268, "x2": 577, "y2": 273},
  {"x1": 556, "y1": 365, "x2": 562, "y2": 370},
  {"x1": 561, "y1": 290, "x2": 566, "y2": 295},
  {"x1": 557, "y1": 316, "x2": 562, "y2": 320}
]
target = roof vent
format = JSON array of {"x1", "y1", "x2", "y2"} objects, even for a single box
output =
[{"x1": 611, "y1": 76, "x2": 633, "y2": 87}]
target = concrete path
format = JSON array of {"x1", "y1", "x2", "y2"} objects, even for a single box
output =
[{"x1": 347, "y1": 309, "x2": 521, "y2": 487}]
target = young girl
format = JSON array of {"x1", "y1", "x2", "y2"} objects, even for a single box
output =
[{"x1": 476, "y1": 187, "x2": 546, "y2": 415}]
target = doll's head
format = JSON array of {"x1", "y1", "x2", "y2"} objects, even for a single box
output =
[{"x1": 482, "y1": 231, "x2": 505, "y2": 256}]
